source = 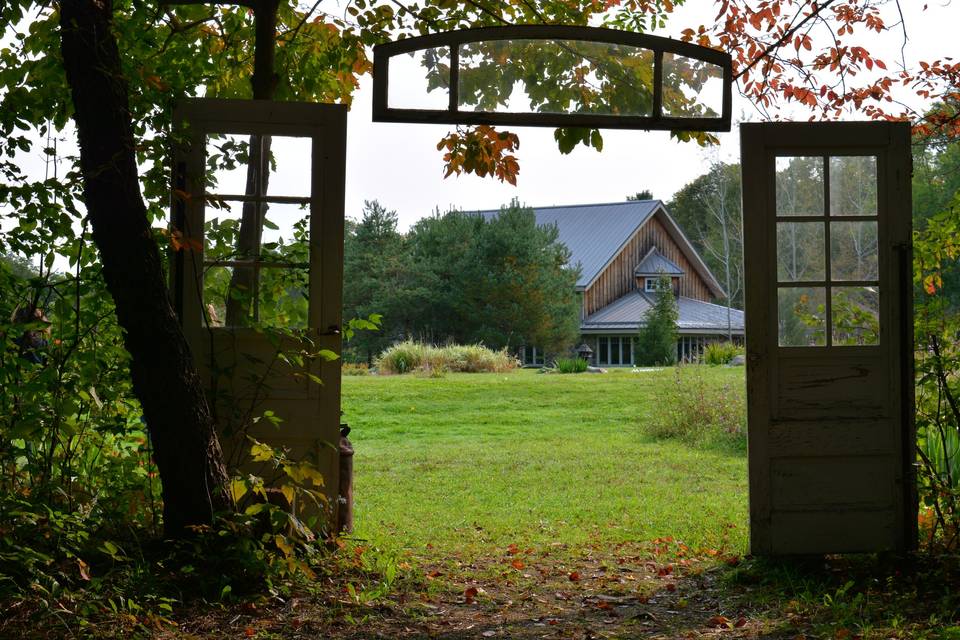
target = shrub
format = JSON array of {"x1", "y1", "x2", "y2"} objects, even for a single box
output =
[
  {"x1": 342, "y1": 362, "x2": 370, "y2": 376},
  {"x1": 555, "y1": 357, "x2": 588, "y2": 373},
  {"x1": 375, "y1": 341, "x2": 518, "y2": 374},
  {"x1": 646, "y1": 366, "x2": 746, "y2": 449},
  {"x1": 703, "y1": 341, "x2": 744, "y2": 365}
]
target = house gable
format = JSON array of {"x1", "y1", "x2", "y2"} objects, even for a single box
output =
[{"x1": 581, "y1": 205, "x2": 724, "y2": 317}]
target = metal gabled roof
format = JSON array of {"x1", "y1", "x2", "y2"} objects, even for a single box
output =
[
  {"x1": 580, "y1": 290, "x2": 744, "y2": 334},
  {"x1": 634, "y1": 246, "x2": 684, "y2": 276},
  {"x1": 475, "y1": 200, "x2": 659, "y2": 288}
]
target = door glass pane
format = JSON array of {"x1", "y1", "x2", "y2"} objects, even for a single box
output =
[
  {"x1": 258, "y1": 266, "x2": 310, "y2": 328},
  {"x1": 259, "y1": 205, "x2": 310, "y2": 264},
  {"x1": 829, "y1": 156, "x2": 877, "y2": 217},
  {"x1": 203, "y1": 264, "x2": 255, "y2": 327},
  {"x1": 610, "y1": 337, "x2": 621, "y2": 365},
  {"x1": 458, "y1": 40, "x2": 655, "y2": 116},
  {"x1": 598, "y1": 336, "x2": 608, "y2": 365},
  {"x1": 832, "y1": 286, "x2": 880, "y2": 346},
  {"x1": 776, "y1": 156, "x2": 824, "y2": 216},
  {"x1": 830, "y1": 221, "x2": 878, "y2": 281},
  {"x1": 388, "y1": 47, "x2": 451, "y2": 110},
  {"x1": 778, "y1": 287, "x2": 826, "y2": 346},
  {"x1": 266, "y1": 136, "x2": 312, "y2": 198},
  {"x1": 205, "y1": 134, "x2": 256, "y2": 196},
  {"x1": 661, "y1": 53, "x2": 724, "y2": 118},
  {"x1": 777, "y1": 222, "x2": 825, "y2": 281}
]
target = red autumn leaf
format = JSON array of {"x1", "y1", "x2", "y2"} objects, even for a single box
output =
[
  {"x1": 665, "y1": 583, "x2": 677, "y2": 592},
  {"x1": 709, "y1": 615, "x2": 733, "y2": 628},
  {"x1": 426, "y1": 570, "x2": 443, "y2": 580},
  {"x1": 735, "y1": 617, "x2": 748, "y2": 628},
  {"x1": 510, "y1": 559, "x2": 525, "y2": 570},
  {"x1": 464, "y1": 586, "x2": 478, "y2": 603},
  {"x1": 507, "y1": 544, "x2": 520, "y2": 555},
  {"x1": 568, "y1": 571, "x2": 581, "y2": 582},
  {"x1": 244, "y1": 628, "x2": 255, "y2": 638},
  {"x1": 596, "y1": 601, "x2": 613, "y2": 610}
]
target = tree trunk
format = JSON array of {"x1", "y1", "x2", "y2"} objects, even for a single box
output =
[
  {"x1": 59, "y1": 0, "x2": 231, "y2": 537},
  {"x1": 223, "y1": 0, "x2": 280, "y2": 326}
]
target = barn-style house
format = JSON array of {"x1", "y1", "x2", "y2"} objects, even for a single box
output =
[{"x1": 482, "y1": 200, "x2": 744, "y2": 367}]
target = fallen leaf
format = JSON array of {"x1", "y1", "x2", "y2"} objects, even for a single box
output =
[
  {"x1": 244, "y1": 628, "x2": 255, "y2": 638},
  {"x1": 510, "y1": 559, "x2": 525, "y2": 570},
  {"x1": 507, "y1": 544, "x2": 520, "y2": 555},
  {"x1": 569, "y1": 571, "x2": 581, "y2": 582},
  {"x1": 708, "y1": 615, "x2": 733, "y2": 629},
  {"x1": 735, "y1": 617, "x2": 748, "y2": 628},
  {"x1": 665, "y1": 583, "x2": 677, "y2": 592},
  {"x1": 77, "y1": 558, "x2": 90, "y2": 581},
  {"x1": 464, "y1": 587, "x2": 478, "y2": 604},
  {"x1": 426, "y1": 570, "x2": 443, "y2": 580}
]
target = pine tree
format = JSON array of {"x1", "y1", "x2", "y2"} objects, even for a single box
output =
[{"x1": 635, "y1": 274, "x2": 678, "y2": 366}]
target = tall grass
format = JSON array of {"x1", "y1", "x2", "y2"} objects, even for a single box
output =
[
  {"x1": 703, "y1": 341, "x2": 745, "y2": 365},
  {"x1": 646, "y1": 366, "x2": 746, "y2": 449},
  {"x1": 375, "y1": 341, "x2": 519, "y2": 374},
  {"x1": 555, "y1": 357, "x2": 589, "y2": 373}
]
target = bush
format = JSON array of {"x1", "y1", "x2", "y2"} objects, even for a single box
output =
[
  {"x1": 703, "y1": 341, "x2": 744, "y2": 365},
  {"x1": 375, "y1": 341, "x2": 518, "y2": 374},
  {"x1": 342, "y1": 362, "x2": 370, "y2": 376},
  {"x1": 555, "y1": 357, "x2": 588, "y2": 373},
  {"x1": 646, "y1": 367, "x2": 746, "y2": 449}
]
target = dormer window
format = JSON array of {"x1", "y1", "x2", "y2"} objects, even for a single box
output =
[{"x1": 644, "y1": 277, "x2": 660, "y2": 292}]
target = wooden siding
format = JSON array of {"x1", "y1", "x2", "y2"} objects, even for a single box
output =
[{"x1": 582, "y1": 214, "x2": 713, "y2": 317}]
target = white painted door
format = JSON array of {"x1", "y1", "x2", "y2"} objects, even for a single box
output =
[
  {"x1": 741, "y1": 122, "x2": 915, "y2": 554},
  {"x1": 171, "y1": 99, "x2": 347, "y2": 508}
]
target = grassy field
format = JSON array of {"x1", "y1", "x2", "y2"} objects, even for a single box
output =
[{"x1": 341, "y1": 366, "x2": 748, "y2": 558}]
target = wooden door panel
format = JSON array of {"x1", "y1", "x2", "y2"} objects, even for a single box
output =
[
  {"x1": 774, "y1": 359, "x2": 888, "y2": 418},
  {"x1": 770, "y1": 510, "x2": 897, "y2": 554},
  {"x1": 767, "y1": 420, "x2": 894, "y2": 456},
  {"x1": 771, "y1": 456, "x2": 895, "y2": 509}
]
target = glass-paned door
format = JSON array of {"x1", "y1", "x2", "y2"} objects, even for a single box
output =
[
  {"x1": 741, "y1": 122, "x2": 915, "y2": 555},
  {"x1": 171, "y1": 99, "x2": 347, "y2": 513}
]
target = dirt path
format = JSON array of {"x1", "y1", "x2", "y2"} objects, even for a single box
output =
[{"x1": 174, "y1": 540, "x2": 800, "y2": 639}]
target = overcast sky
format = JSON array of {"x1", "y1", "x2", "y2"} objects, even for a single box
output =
[
  {"x1": 5, "y1": 1, "x2": 957, "y2": 239},
  {"x1": 342, "y1": 1, "x2": 958, "y2": 229}
]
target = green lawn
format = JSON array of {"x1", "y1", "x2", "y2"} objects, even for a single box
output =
[{"x1": 341, "y1": 366, "x2": 748, "y2": 558}]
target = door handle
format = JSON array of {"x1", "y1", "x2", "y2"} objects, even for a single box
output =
[{"x1": 320, "y1": 324, "x2": 341, "y2": 336}]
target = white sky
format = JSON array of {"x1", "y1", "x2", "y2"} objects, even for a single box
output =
[
  {"x1": 5, "y1": 1, "x2": 958, "y2": 239},
  {"x1": 343, "y1": 0, "x2": 958, "y2": 229}
]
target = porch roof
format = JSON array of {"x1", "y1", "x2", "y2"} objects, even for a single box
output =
[{"x1": 580, "y1": 290, "x2": 745, "y2": 334}]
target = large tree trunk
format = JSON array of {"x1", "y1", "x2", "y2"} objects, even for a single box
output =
[{"x1": 59, "y1": 0, "x2": 231, "y2": 537}]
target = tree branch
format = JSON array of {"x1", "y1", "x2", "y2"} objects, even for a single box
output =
[{"x1": 734, "y1": 0, "x2": 840, "y2": 81}]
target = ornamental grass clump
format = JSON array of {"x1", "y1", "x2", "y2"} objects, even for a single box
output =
[
  {"x1": 376, "y1": 341, "x2": 518, "y2": 374},
  {"x1": 646, "y1": 366, "x2": 746, "y2": 449},
  {"x1": 555, "y1": 357, "x2": 589, "y2": 373},
  {"x1": 703, "y1": 341, "x2": 744, "y2": 365}
]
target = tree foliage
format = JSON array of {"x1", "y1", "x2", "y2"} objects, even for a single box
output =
[
  {"x1": 350, "y1": 200, "x2": 581, "y2": 357},
  {"x1": 343, "y1": 201, "x2": 427, "y2": 363}
]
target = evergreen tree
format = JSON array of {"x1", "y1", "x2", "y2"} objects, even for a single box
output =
[
  {"x1": 342, "y1": 201, "x2": 427, "y2": 362},
  {"x1": 402, "y1": 201, "x2": 580, "y2": 354},
  {"x1": 635, "y1": 274, "x2": 678, "y2": 366}
]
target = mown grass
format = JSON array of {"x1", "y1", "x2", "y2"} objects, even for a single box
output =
[{"x1": 341, "y1": 366, "x2": 748, "y2": 559}]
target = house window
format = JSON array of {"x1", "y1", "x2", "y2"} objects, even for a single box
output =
[
  {"x1": 520, "y1": 346, "x2": 545, "y2": 366},
  {"x1": 597, "y1": 336, "x2": 634, "y2": 366},
  {"x1": 644, "y1": 278, "x2": 658, "y2": 292}
]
